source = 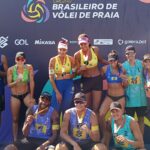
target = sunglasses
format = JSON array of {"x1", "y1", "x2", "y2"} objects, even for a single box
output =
[
  {"x1": 125, "y1": 52, "x2": 135, "y2": 56},
  {"x1": 74, "y1": 101, "x2": 85, "y2": 105},
  {"x1": 16, "y1": 57, "x2": 25, "y2": 62}
]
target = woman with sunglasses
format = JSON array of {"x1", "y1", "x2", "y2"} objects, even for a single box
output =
[
  {"x1": 7, "y1": 52, "x2": 35, "y2": 141},
  {"x1": 99, "y1": 51, "x2": 127, "y2": 142},
  {"x1": 49, "y1": 38, "x2": 75, "y2": 115},
  {"x1": 74, "y1": 33, "x2": 108, "y2": 118}
]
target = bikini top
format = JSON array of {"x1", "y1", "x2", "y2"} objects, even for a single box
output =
[
  {"x1": 105, "y1": 65, "x2": 123, "y2": 83},
  {"x1": 54, "y1": 55, "x2": 71, "y2": 74},
  {"x1": 80, "y1": 48, "x2": 98, "y2": 68},
  {"x1": 12, "y1": 65, "x2": 29, "y2": 82}
]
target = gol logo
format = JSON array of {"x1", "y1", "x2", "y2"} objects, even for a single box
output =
[{"x1": 21, "y1": 0, "x2": 50, "y2": 23}]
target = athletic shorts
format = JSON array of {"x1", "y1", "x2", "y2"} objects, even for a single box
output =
[
  {"x1": 125, "y1": 106, "x2": 147, "y2": 117},
  {"x1": 81, "y1": 75, "x2": 102, "y2": 93}
]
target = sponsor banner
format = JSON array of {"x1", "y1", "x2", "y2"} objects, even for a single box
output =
[
  {"x1": 118, "y1": 39, "x2": 147, "y2": 46},
  {"x1": 21, "y1": 0, "x2": 120, "y2": 23},
  {"x1": 14, "y1": 39, "x2": 29, "y2": 46},
  {"x1": 94, "y1": 39, "x2": 113, "y2": 45}
]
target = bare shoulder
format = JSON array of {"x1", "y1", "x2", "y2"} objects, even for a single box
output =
[
  {"x1": 26, "y1": 64, "x2": 33, "y2": 71},
  {"x1": 49, "y1": 56, "x2": 56, "y2": 64},
  {"x1": 90, "y1": 110, "x2": 97, "y2": 120},
  {"x1": 8, "y1": 66, "x2": 14, "y2": 72},
  {"x1": 63, "y1": 109, "x2": 71, "y2": 120},
  {"x1": 101, "y1": 65, "x2": 108, "y2": 73},
  {"x1": 130, "y1": 117, "x2": 138, "y2": 128},
  {"x1": 92, "y1": 46, "x2": 99, "y2": 52},
  {"x1": 1, "y1": 54, "x2": 7, "y2": 62},
  {"x1": 74, "y1": 50, "x2": 81, "y2": 57}
]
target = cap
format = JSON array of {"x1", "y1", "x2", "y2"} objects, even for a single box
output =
[
  {"x1": 78, "y1": 36, "x2": 89, "y2": 45},
  {"x1": 15, "y1": 52, "x2": 26, "y2": 59},
  {"x1": 108, "y1": 54, "x2": 118, "y2": 61},
  {"x1": 110, "y1": 102, "x2": 122, "y2": 111},
  {"x1": 125, "y1": 45, "x2": 136, "y2": 54},
  {"x1": 58, "y1": 38, "x2": 68, "y2": 49},
  {"x1": 74, "y1": 92, "x2": 86, "y2": 101},
  {"x1": 143, "y1": 54, "x2": 150, "y2": 61},
  {"x1": 40, "y1": 92, "x2": 52, "y2": 101}
]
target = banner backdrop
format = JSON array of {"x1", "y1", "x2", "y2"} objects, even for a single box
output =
[{"x1": 0, "y1": 0, "x2": 150, "y2": 146}]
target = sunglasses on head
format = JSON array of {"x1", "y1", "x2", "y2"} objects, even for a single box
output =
[
  {"x1": 16, "y1": 57, "x2": 25, "y2": 62},
  {"x1": 74, "y1": 100, "x2": 85, "y2": 104}
]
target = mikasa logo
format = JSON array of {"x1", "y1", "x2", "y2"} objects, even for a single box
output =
[{"x1": 35, "y1": 39, "x2": 55, "y2": 45}]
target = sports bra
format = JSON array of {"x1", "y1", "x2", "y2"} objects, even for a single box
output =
[
  {"x1": 105, "y1": 65, "x2": 122, "y2": 83},
  {"x1": 80, "y1": 48, "x2": 98, "y2": 68}
]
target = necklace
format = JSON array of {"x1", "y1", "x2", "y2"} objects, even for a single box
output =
[{"x1": 114, "y1": 116, "x2": 125, "y2": 136}]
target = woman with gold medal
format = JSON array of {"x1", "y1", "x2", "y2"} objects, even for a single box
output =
[{"x1": 49, "y1": 38, "x2": 75, "y2": 115}]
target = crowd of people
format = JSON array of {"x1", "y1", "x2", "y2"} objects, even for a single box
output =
[{"x1": 0, "y1": 33, "x2": 150, "y2": 150}]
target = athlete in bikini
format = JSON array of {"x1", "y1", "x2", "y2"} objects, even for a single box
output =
[
  {"x1": 99, "y1": 51, "x2": 128, "y2": 141},
  {"x1": 7, "y1": 52, "x2": 35, "y2": 141}
]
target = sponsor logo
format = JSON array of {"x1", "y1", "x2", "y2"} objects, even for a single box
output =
[
  {"x1": 69, "y1": 40, "x2": 77, "y2": 44},
  {"x1": 21, "y1": 0, "x2": 50, "y2": 23},
  {"x1": 93, "y1": 39, "x2": 113, "y2": 45},
  {"x1": 0, "y1": 36, "x2": 8, "y2": 48},
  {"x1": 14, "y1": 39, "x2": 29, "y2": 45},
  {"x1": 118, "y1": 39, "x2": 147, "y2": 45},
  {"x1": 34, "y1": 39, "x2": 55, "y2": 45}
]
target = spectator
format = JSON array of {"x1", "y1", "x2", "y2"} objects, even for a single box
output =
[
  {"x1": 7, "y1": 52, "x2": 35, "y2": 141},
  {"x1": 55, "y1": 92, "x2": 107, "y2": 150}
]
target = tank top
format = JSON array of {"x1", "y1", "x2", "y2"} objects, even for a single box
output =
[
  {"x1": 28, "y1": 105, "x2": 54, "y2": 139},
  {"x1": 122, "y1": 60, "x2": 147, "y2": 107},
  {"x1": 111, "y1": 115, "x2": 135, "y2": 150},
  {"x1": 80, "y1": 48, "x2": 98, "y2": 68},
  {"x1": 12, "y1": 65, "x2": 29, "y2": 82},
  {"x1": 69, "y1": 107, "x2": 92, "y2": 143},
  {"x1": 54, "y1": 55, "x2": 71, "y2": 74},
  {"x1": 0, "y1": 54, "x2": 4, "y2": 95},
  {"x1": 105, "y1": 65, "x2": 122, "y2": 83}
]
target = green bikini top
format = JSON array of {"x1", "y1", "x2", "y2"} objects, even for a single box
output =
[{"x1": 12, "y1": 65, "x2": 29, "y2": 82}]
